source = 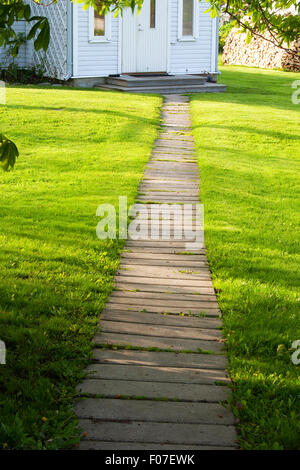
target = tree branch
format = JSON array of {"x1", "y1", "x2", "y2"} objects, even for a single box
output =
[{"x1": 224, "y1": 6, "x2": 298, "y2": 56}]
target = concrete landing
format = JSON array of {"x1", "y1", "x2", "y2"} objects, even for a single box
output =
[{"x1": 96, "y1": 74, "x2": 226, "y2": 94}]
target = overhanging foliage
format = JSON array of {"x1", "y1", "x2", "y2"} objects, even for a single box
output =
[{"x1": 207, "y1": 0, "x2": 300, "y2": 55}]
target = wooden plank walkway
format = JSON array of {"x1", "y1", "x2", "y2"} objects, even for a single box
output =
[{"x1": 76, "y1": 94, "x2": 237, "y2": 450}]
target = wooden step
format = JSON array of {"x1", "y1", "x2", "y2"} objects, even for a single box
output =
[
  {"x1": 96, "y1": 83, "x2": 227, "y2": 94},
  {"x1": 106, "y1": 74, "x2": 206, "y2": 88}
]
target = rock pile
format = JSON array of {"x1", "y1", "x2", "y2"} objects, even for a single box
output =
[{"x1": 223, "y1": 28, "x2": 300, "y2": 72}]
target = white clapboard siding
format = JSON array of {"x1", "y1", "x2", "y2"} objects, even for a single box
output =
[
  {"x1": 0, "y1": 21, "x2": 30, "y2": 69},
  {"x1": 1, "y1": 0, "x2": 218, "y2": 79},
  {"x1": 169, "y1": 0, "x2": 213, "y2": 74},
  {"x1": 74, "y1": 0, "x2": 216, "y2": 78},
  {"x1": 75, "y1": 4, "x2": 119, "y2": 77}
]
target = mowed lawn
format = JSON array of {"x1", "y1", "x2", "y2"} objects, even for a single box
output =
[
  {"x1": 191, "y1": 65, "x2": 300, "y2": 449},
  {"x1": 0, "y1": 86, "x2": 161, "y2": 449}
]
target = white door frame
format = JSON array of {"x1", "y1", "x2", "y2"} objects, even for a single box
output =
[
  {"x1": 166, "y1": 0, "x2": 171, "y2": 74},
  {"x1": 119, "y1": 0, "x2": 170, "y2": 74}
]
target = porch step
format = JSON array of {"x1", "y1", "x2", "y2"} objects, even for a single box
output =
[
  {"x1": 96, "y1": 83, "x2": 227, "y2": 94},
  {"x1": 106, "y1": 74, "x2": 206, "y2": 88}
]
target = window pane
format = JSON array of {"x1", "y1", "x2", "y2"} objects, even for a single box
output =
[
  {"x1": 94, "y1": 0, "x2": 105, "y2": 36},
  {"x1": 150, "y1": 0, "x2": 156, "y2": 28},
  {"x1": 182, "y1": 0, "x2": 193, "y2": 36}
]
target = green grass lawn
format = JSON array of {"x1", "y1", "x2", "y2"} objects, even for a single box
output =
[
  {"x1": 191, "y1": 65, "x2": 300, "y2": 449},
  {"x1": 1, "y1": 67, "x2": 299, "y2": 451},
  {"x1": 0, "y1": 86, "x2": 161, "y2": 449}
]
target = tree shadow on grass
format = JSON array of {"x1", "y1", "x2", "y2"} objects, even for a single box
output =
[
  {"x1": 192, "y1": 123, "x2": 300, "y2": 142},
  {"x1": 4, "y1": 103, "x2": 158, "y2": 126},
  {"x1": 229, "y1": 361, "x2": 300, "y2": 449},
  {"x1": 191, "y1": 68, "x2": 300, "y2": 113}
]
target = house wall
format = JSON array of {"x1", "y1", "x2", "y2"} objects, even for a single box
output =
[
  {"x1": 0, "y1": 21, "x2": 30, "y2": 69},
  {"x1": 1, "y1": 0, "x2": 218, "y2": 79},
  {"x1": 73, "y1": 4, "x2": 119, "y2": 78},
  {"x1": 169, "y1": 0, "x2": 215, "y2": 74},
  {"x1": 74, "y1": 0, "x2": 218, "y2": 78}
]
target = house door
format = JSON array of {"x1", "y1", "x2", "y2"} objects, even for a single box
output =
[{"x1": 122, "y1": 0, "x2": 168, "y2": 73}]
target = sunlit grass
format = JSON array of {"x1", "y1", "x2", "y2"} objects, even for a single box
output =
[
  {"x1": 0, "y1": 86, "x2": 161, "y2": 449},
  {"x1": 191, "y1": 65, "x2": 300, "y2": 449}
]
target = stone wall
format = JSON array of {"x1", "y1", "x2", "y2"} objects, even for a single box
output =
[{"x1": 223, "y1": 28, "x2": 300, "y2": 72}]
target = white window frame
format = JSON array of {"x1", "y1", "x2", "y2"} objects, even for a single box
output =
[
  {"x1": 178, "y1": 0, "x2": 198, "y2": 42},
  {"x1": 88, "y1": 5, "x2": 112, "y2": 42}
]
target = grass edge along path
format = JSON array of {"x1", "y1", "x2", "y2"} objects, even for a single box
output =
[
  {"x1": 191, "y1": 65, "x2": 300, "y2": 450},
  {"x1": 0, "y1": 86, "x2": 162, "y2": 450}
]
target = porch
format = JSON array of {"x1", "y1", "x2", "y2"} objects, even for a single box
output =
[{"x1": 72, "y1": 74, "x2": 227, "y2": 93}]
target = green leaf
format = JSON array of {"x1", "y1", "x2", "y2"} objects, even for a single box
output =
[
  {"x1": 246, "y1": 31, "x2": 253, "y2": 44},
  {"x1": 34, "y1": 19, "x2": 50, "y2": 52},
  {"x1": 0, "y1": 134, "x2": 19, "y2": 171}
]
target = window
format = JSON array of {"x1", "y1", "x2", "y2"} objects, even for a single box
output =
[
  {"x1": 94, "y1": 1, "x2": 105, "y2": 37},
  {"x1": 89, "y1": 0, "x2": 111, "y2": 42},
  {"x1": 150, "y1": 0, "x2": 156, "y2": 29},
  {"x1": 178, "y1": 0, "x2": 197, "y2": 40},
  {"x1": 182, "y1": 0, "x2": 193, "y2": 36}
]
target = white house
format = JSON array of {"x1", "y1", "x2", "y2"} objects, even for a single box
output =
[{"x1": 1, "y1": 0, "x2": 224, "y2": 91}]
